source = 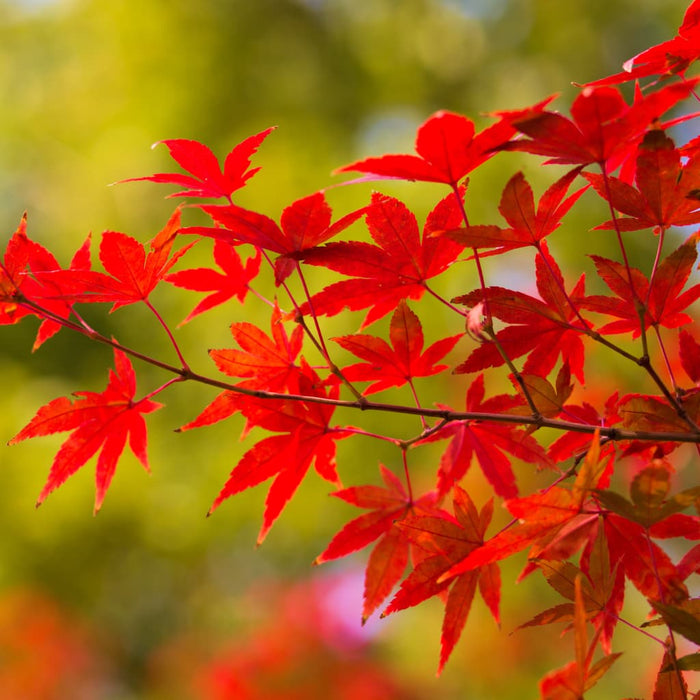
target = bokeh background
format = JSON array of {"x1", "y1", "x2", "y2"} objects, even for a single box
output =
[{"x1": 0, "y1": 0, "x2": 696, "y2": 698}]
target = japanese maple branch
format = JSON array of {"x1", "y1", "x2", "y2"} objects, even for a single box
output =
[{"x1": 16, "y1": 296, "x2": 700, "y2": 445}]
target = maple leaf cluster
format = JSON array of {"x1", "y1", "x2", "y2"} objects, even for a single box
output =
[{"x1": 3, "y1": 2, "x2": 700, "y2": 697}]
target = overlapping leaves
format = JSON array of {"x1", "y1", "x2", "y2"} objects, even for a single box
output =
[{"x1": 4, "y1": 11, "x2": 700, "y2": 697}]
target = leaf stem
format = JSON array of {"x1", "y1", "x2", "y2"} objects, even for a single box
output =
[
  {"x1": 145, "y1": 298, "x2": 190, "y2": 371},
  {"x1": 401, "y1": 446, "x2": 414, "y2": 504}
]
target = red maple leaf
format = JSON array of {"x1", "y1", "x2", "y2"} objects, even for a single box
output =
[
  {"x1": 9, "y1": 348, "x2": 162, "y2": 513},
  {"x1": 584, "y1": 0, "x2": 700, "y2": 87},
  {"x1": 547, "y1": 394, "x2": 620, "y2": 465},
  {"x1": 189, "y1": 190, "x2": 365, "y2": 285},
  {"x1": 439, "y1": 433, "x2": 609, "y2": 582},
  {"x1": 176, "y1": 305, "x2": 305, "y2": 432},
  {"x1": 332, "y1": 300, "x2": 461, "y2": 395},
  {"x1": 453, "y1": 243, "x2": 588, "y2": 383},
  {"x1": 21, "y1": 233, "x2": 92, "y2": 350},
  {"x1": 297, "y1": 190, "x2": 466, "y2": 328},
  {"x1": 495, "y1": 81, "x2": 699, "y2": 174},
  {"x1": 0, "y1": 215, "x2": 35, "y2": 326},
  {"x1": 439, "y1": 168, "x2": 586, "y2": 255},
  {"x1": 582, "y1": 232, "x2": 700, "y2": 337},
  {"x1": 679, "y1": 329, "x2": 700, "y2": 384},
  {"x1": 188, "y1": 365, "x2": 354, "y2": 544},
  {"x1": 583, "y1": 130, "x2": 700, "y2": 233},
  {"x1": 165, "y1": 239, "x2": 261, "y2": 324},
  {"x1": 604, "y1": 513, "x2": 687, "y2": 604},
  {"x1": 314, "y1": 464, "x2": 442, "y2": 622},
  {"x1": 38, "y1": 209, "x2": 194, "y2": 311},
  {"x1": 383, "y1": 486, "x2": 500, "y2": 674},
  {"x1": 0, "y1": 215, "x2": 93, "y2": 347},
  {"x1": 122, "y1": 127, "x2": 276, "y2": 199},
  {"x1": 335, "y1": 110, "x2": 515, "y2": 187},
  {"x1": 209, "y1": 304, "x2": 305, "y2": 393},
  {"x1": 537, "y1": 574, "x2": 621, "y2": 700},
  {"x1": 417, "y1": 373, "x2": 549, "y2": 498}
]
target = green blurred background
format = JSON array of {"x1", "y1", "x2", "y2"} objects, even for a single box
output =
[{"x1": 0, "y1": 0, "x2": 694, "y2": 697}]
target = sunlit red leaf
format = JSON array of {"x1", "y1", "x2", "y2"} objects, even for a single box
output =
[
  {"x1": 123, "y1": 127, "x2": 276, "y2": 199},
  {"x1": 35, "y1": 209, "x2": 195, "y2": 312},
  {"x1": 454, "y1": 243, "x2": 587, "y2": 382},
  {"x1": 585, "y1": 0, "x2": 700, "y2": 86},
  {"x1": 315, "y1": 464, "x2": 441, "y2": 621},
  {"x1": 336, "y1": 111, "x2": 514, "y2": 187},
  {"x1": 0, "y1": 215, "x2": 37, "y2": 326},
  {"x1": 383, "y1": 487, "x2": 499, "y2": 674},
  {"x1": 9, "y1": 348, "x2": 161, "y2": 513},
  {"x1": 165, "y1": 240, "x2": 261, "y2": 324},
  {"x1": 4, "y1": 221, "x2": 93, "y2": 349},
  {"x1": 208, "y1": 304, "x2": 304, "y2": 394},
  {"x1": 190, "y1": 191, "x2": 365, "y2": 284},
  {"x1": 333, "y1": 300, "x2": 461, "y2": 395},
  {"x1": 205, "y1": 369, "x2": 354, "y2": 543},
  {"x1": 297, "y1": 190, "x2": 466, "y2": 327}
]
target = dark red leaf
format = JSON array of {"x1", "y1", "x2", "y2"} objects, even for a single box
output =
[
  {"x1": 418, "y1": 373, "x2": 548, "y2": 498},
  {"x1": 441, "y1": 169, "x2": 585, "y2": 254},
  {"x1": 583, "y1": 233, "x2": 700, "y2": 338},
  {"x1": 584, "y1": 130, "x2": 700, "y2": 233},
  {"x1": 680, "y1": 329, "x2": 700, "y2": 384},
  {"x1": 495, "y1": 81, "x2": 699, "y2": 173}
]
